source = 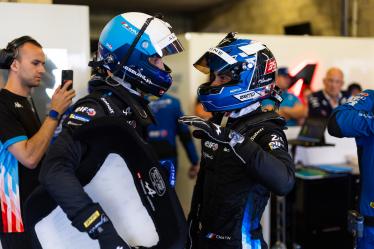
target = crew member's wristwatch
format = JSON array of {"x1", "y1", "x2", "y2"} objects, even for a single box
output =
[{"x1": 48, "y1": 109, "x2": 60, "y2": 121}]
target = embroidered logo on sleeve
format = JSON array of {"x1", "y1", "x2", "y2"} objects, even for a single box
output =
[
  {"x1": 268, "y1": 134, "x2": 285, "y2": 150},
  {"x1": 74, "y1": 106, "x2": 97, "y2": 117},
  {"x1": 69, "y1": 114, "x2": 91, "y2": 123},
  {"x1": 14, "y1": 102, "x2": 23, "y2": 108}
]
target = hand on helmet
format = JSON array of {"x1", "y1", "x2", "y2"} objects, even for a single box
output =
[{"x1": 178, "y1": 116, "x2": 244, "y2": 147}]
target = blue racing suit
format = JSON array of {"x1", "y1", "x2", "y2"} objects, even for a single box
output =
[
  {"x1": 147, "y1": 94, "x2": 199, "y2": 169},
  {"x1": 327, "y1": 90, "x2": 374, "y2": 249}
]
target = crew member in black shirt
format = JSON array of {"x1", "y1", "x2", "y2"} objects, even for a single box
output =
[
  {"x1": 308, "y1": 67, "x2": 349, "y2": 117},
  {"x1": 0, "y1": 36, "x2": 75, "y2": 249}
]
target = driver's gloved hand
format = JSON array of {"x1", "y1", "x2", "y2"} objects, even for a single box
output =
[
  {"x1": 72, "y1": 203, "x2": 132, "y2": 249},
  {"x1": 179, "y1": 116, "x2": 246, "y2": 163}
]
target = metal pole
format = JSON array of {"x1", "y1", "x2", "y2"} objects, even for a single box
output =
[
  {"x1": 351, "y1": 0, "x2": 359, "y2": 37},
  {"x1": 341, "y1": 0, "x2": 349, "y2": 36}
]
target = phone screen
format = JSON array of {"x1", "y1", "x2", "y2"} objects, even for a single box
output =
[{"x1": 61, "y1": 70, "x2": 73, "y2": 90}]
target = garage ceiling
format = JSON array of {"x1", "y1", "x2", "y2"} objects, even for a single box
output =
[{"x1": 54, "y1": 0, "x2": 226, "y2": 14}]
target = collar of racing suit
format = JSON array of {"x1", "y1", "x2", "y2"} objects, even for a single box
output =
[
  {"x1": 229, "y1": 102, "x2": 261, "y2": 119},
  {"x1": 213, "y1": 109, "x2": 286, "y2": 131},
  {"x1": 87, "y1": 76, "x2": 156, "y2": 127}
]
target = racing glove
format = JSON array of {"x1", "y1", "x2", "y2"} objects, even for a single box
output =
[
  {"x1": 178, "y1": 116, "x2": 247, "y2": 163},
  {"x1": 72, "y1": 203, "x2": 131, "y2": 249}
]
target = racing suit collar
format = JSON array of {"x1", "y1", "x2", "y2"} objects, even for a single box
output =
[
  {"x1": 213, "y1": 102, "x2": 261, "y2": 127},
  {"x1": 229, "y1": 102, "x2": 261, "y2": 119},
  {"x1": 212, "y1": 108, "x2": 286, "y2": 129}
]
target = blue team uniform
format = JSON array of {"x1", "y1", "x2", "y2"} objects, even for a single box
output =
[
  {"x1": 280, "y1": 91, "x2": 301, "y2": 126},
  {"x1": 147, "y1": 94, "x2": 199, "y2": 169},
  {"x1": 328, "y1": 90, "x2": 374, "y2": 248}
]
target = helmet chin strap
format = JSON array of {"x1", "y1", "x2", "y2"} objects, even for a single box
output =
[
  {"x1": 106, "y1": 75, "x2": 141, "y2": 96},
  {"x1": 220, "y1": 112, "x2": 230, "y2": 127}
]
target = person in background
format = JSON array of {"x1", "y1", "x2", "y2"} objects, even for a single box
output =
[
  {"x1": 328, "y1": 90, "x2": 374, "y2": 249},
  {"x1": 297, "y1": 85, "x2": 313, "y2": 125},
  {"x1": 300, "y1": 85, "x2": 313, "y2": 107},
  {"x1": 147, "y1": 93, "x2": 199, "y2": 179},
  {"x1": 347, "y1": 82, "x2": 363, "y2": 97},
  {"x1": 0, "y1": 36, "x2": 75, "y2": 249},
  {"x1": 308, "y1": 67, "x2": 349, "y2": 118},
  {"x1": 276, "y1": 67, "x2": 307, "y2": 126}
]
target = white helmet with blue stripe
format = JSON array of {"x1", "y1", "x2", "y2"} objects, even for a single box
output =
[{"x1": 96, "y1": 12, "x2": 183, "y2": 97}]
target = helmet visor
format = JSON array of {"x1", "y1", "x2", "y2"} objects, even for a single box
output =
[
  {"x1": 194, "y1": 47, "x2": 237, "y2": 74},
  {"x1": 157, "y1": 33, "x2": 184, "y2": 56}
]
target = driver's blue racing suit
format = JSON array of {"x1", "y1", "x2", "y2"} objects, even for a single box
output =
[{"x1": 328, "y1": 90, "x2": 374, "y2": 249}]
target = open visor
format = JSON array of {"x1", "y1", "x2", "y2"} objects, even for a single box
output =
[
  {"x1": 193, "y1": 47, "x2": 237, "y2": 74},
  {"x1": 157, "y1": 33, "x2": 184, "y2": 57}
]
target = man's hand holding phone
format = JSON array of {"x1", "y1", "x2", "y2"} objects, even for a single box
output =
[
  {"x1": 61, "y1": 70, "x2": 73, "y2": 90},
  {"x1": 49, "y1": 70, "x2": 76, "y2": 120}
]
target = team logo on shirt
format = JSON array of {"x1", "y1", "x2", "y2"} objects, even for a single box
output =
[
  {"x1": 149, "y1": 130, "x2": 168, "y2": 138},
  {"x1": 127, "y1": 120, "x2": 137, "y2": 128},
  {"x1": 223, "y1": 147, "x2": 231, "y2": 152},
  {"x1": 14, "y1": 102, "x2": 23, "y2": 108},
  {"x1": 87, "y1": 109, "x2": 96, "y2": 116},
  {"x1": 206, "y1": 232, "x2": 231, "y2": 240},
  {"x1": 149, "y1": 167, "x2": 166, "y2": 197},
  {"x1": 203, "y1": 152, "x2": 214, "y2": 159},
  {"x1": 100, "y1": 97, "x2": 115, "y2": 114},
  {"x1": 69, "y1": 114, "x2": 91, "y2": 123},
  {"x1": 268, "y1": 134, "x2": 285, "y2": 150},
  {"x1": 67, "y1": 121, "x2": 83, "y2": 126},
  {"x1": 123, "y1": 107, "x2": 132, "y2": 116},
  {"x1": 204, "y1": 141, "x2": 218, "y2": 151},
  {"x1": 74, "y1": 106, "x2": 97, "y2": 116},
  {"x1": 250, "y1": 128, "x2": 264, "y2": 141}
]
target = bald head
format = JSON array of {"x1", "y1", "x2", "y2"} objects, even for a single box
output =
[
  {"x1": 323, "y1": 67, "x2": 344, "y2": 98},
  {"x1": 326, "y1": 67, "x2": 344, "y2": 79}
]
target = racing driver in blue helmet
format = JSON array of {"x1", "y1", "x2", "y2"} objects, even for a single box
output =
[
  {"x1": 37, "y1": 12, "x2": 185, "y2": 249},
  {"x1": 179, "y1": 32, "x2": 295, "y2": 249}
]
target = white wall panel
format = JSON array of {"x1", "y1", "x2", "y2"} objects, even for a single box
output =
[{"x1": 0, "y1": 2, "x2": 90, "y2": 109}]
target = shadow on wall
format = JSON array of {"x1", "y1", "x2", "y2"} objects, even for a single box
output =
[
  {"x1": 0, "y1": 58, "x2": 57, "y2": 121},
  {"x1": 0, "y1": 69, "x2": 7, "y2": 88},
  {"x1": 32, "y1": 57, "x2": 57, "y2": 121}
]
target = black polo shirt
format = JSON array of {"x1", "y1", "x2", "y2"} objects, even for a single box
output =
[
  {"x1": 0, "y1": 88, "x2": 41, "y2": 232},
  {"x1": 308, "y1": 90, "x2": 349, "y2": 118}
]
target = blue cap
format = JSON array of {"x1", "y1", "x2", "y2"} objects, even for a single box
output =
[{"x1": 277, "y1": 67, "x2": 289, "y2": 77}]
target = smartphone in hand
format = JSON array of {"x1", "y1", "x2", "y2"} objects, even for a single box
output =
[{"x1": 61, "y1": 70, "x2": 73, "y2": 90}]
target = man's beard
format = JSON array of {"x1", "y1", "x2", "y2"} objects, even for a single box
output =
[{"x1": 23, "y1": 78, "x2": 41, "y2": 89}]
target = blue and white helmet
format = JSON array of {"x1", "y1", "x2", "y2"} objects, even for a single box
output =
[
  {"x1": 97, "y1": 12, "x2": 183, "y2": 97},
  {"x1": 195, "y1": 33, "x2": 282, "y2": 112}
]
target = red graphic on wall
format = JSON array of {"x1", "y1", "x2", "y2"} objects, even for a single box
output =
[{"x1": 288, "y1": 61, "x2": 318, "y2": 97}]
